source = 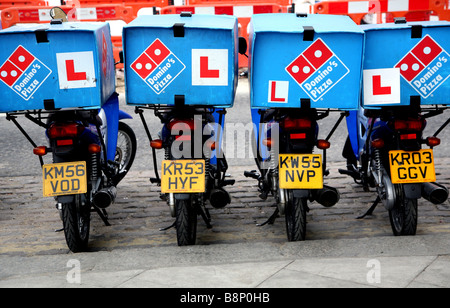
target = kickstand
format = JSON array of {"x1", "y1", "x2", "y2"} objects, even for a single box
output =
[
  {"x1": 357, "y1": 196, "x2": 381, "y2": 219},
  {"x1": 95, "y1": 208, "x2": 111, "y2": 226},
  {"x1": 159, "y1": 221, "x2": 175, "y2": 231},
  {"x1": 257, "y1": 208, "x2": 279, "y2": 226},
  {"x1": 198, "y1": 206, "x2": 212, "y2": 229}
]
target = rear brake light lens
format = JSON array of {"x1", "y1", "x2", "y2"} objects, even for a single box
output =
[
  {"x1": 48, "y1": 123, "x2": 84, "y2": 139},
  {"x1": 281, "y1": 117, "x2": 312, "y2": 131},
  {"x1": 56, "y1": 139, "x2": 73, "y2": 146},
  {"x1": 400, "y1": 134, "x2": 417, "y2": 140},
  {"x1": 290, "y1": 133, "x2": 306, "y2": 140}
]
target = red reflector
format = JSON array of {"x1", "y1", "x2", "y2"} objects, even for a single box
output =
[
  {"x1": 290, "y1": 133, "x2": 306, "y2": 139},
  {"x1": 400, "y1": 134, "x2": 417, "y2": 140},
  {"x1": 56, "y1": 139, "x2": 73, "y2": 146}
]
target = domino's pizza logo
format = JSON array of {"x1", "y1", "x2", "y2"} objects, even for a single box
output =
[
  {"x1": 395, "y1": 35, "x2": 450, "y2": 98},
  {"x1": 286, "y1": 38, "x2": 349, "y2": 102},
  {"x1": 0, "y1": 46, "x2": 52, "y2": 101},
  {"x1": 131, "y1": 39, "x2": 185, "y2": 95}
]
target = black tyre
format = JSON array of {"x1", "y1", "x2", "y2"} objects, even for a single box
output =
[
  {"x1": 112, "y1": 122, "x2": 137, "y2": 186},
  {"x1": 285, "y1": 191, "x2": 307, "y2": 241},
  {"x1": 61, "y1": 194, "x2": 90, "y2": 252},
  {"x1": 175, "y1": 198, "x2": 197, "y2": 246},
  {"x1": 389, "y1": 194, "x2": 418, "y2": 236}
]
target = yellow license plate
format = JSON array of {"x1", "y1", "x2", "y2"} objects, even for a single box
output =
[
  {"x1": 43, "y1": 161, "x2": 87, "y2": 197},
  {"x1": 279, "y1": 154, "x2": 323, "y2": 189},
  {"x1": 161, "y1": 160, "x2": 205, "y2": 193},
  {"x1": 389, "y1": 149, "x2": 436, "y2": 184}
]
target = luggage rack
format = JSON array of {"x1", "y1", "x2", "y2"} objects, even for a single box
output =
[
  {"x1": 134, "y1": 104, "x2": 227, "y2": 186},
  {"x1": 5, "y1": 107, "x2": 102, "y2": 168}
]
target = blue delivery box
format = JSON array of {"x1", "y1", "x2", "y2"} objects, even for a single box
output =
[
  {"x1": 123, "y1": 14, "x2": 238, "y2": 108},
  {"x1": 248, "y1": 13, "x2": 364, "y2": 110},
  {"x1": 0, "y1": 22, "x2": 115, "y2": 113},
  {"x1": 361, "y1": 21, "x2": 450, "y2": 108}
]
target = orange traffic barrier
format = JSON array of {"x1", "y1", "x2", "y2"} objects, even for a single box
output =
[
  {"x1": 0, "y1": 0, "x2": 46, "y2": 10},
  {"x1": 65, "y1": 0, "x2": 170, "y2": 16},
  {"x1": 313, "y1": 0, "x2": 450, "y2": 24},
  {"x1": 162, "y1": 3, "x2": 287, "y2": 68},
  {"x1": 186, "y1": 0, "x2": 292, "y2": 6}
]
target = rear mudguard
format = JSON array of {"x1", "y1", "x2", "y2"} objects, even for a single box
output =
[
  {"x1": 403, "y1": 183, "x2": 422, "y2": 199},
  {"x1": 57, "y1": 195, "x2": 75, "y2": 204},
  {"x1": 292, "y1": 189, "x2": 310, "y2": 199},
  {"x1": 174, "y1": 193, "x2": 191, "y2": 200},
  {"x1": 102, "y1": 93, "x2": 133, "y2": 161}
]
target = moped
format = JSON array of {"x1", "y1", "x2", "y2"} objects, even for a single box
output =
[
  {"x1": 339, "y1": 18, "x2": 450, "y2": 235},
  {"x1": 2, "y1": 11, "x2": 137, "y2": 252},
  {"x1": 122, "y1": 13, "x2": 239, "y2": 246},
  {"x1": 243, "y1": 13, "x2": 364, "y2": 241},
  {"x1": 340, "y1": 106, "x2": 449, "y2": 235},
  {"x1": 137, "y1": 105, "x2": 233, "y2": 246}
]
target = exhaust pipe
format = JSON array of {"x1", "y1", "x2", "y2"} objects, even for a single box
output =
[
  {"x1": 209, "y1": 188, "x2": 231, "y2": 209},
  {"x1": 422, "y1": 182, "x2": 449, "y2": 205},
  {"x1": 313, "y1": 185, "x2": 340, "y2": 208},
  {"x1": 93, "y1": 186, "x2": 117, "y2": 209}
]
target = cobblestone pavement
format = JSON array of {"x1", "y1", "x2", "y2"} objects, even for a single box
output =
[{"x1": 1, "y1": 159, "x2": 449, "y2": 257}]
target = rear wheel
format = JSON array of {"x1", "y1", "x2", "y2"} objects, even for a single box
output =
[
  {"x1": 61, "y1": 194, "x2": 90, "y2": 252},
  {"x1": 389, "y1": 187, "x2": 418, "y2": 236},
  {"x1": 175, "y1": 198, "x2": 197, "y2": 246},
  {"x1": 112, "y1": 122, "x2": 137, "y2": 185},
  {"x1": 285, "y1": 191, "x2": 307, "y2": 241}
]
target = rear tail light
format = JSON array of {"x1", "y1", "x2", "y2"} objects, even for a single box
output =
[
  {"x1": 281, "y1": 117, "x2": 312, "y2": 131},
  {"x1": 390, "y1": 118, "x2": 425, "y2": 132},
  {"x1": 48, "y1": 123, "x2": 84, "y2": 139}
]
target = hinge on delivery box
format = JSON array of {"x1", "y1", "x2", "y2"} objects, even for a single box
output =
[
  {"x1": 411, "y1": 25, "x2": 423, "y2": 39},
  {"x1": 175, "y1": 95, "x2": 185, "y2": 108},
  {"x1": 35, "y1": 29, "x2": 48, "y2": 43},
  {"x1": 303, "y1": 26, "x2": 314, "y2": 42},
  {"x1": 44, "y1": 99, "x2": 56, "y2": 111},
  {"x1": 173, "y1": 23, "x2": 185, "y2": 37}
]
